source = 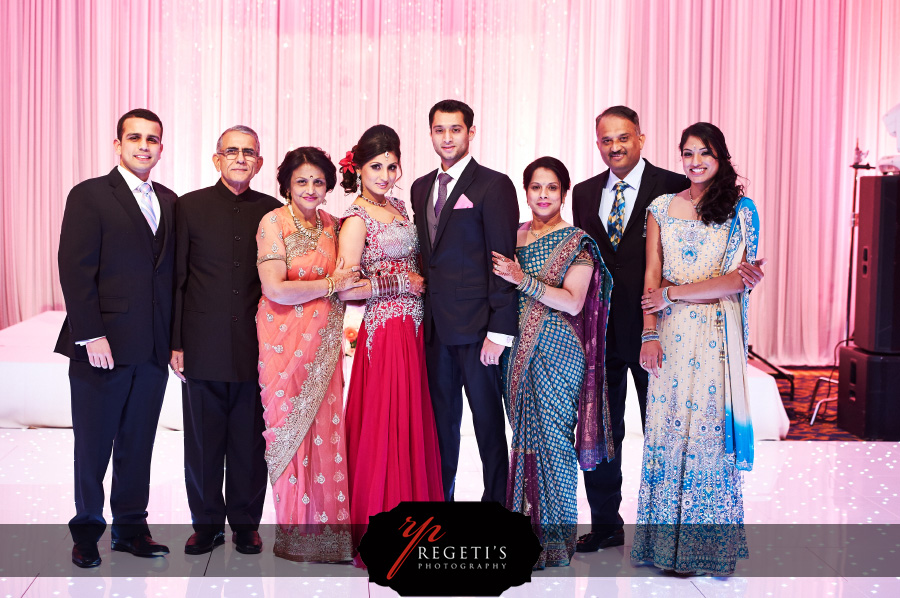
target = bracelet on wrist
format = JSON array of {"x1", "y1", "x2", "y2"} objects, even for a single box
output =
[
  {"x1": 641, "y1": 331, "x2": 660, "y2": 343},
  {"x1": 662, "y1": 287, "x2": 677, "y2": 305},
  {"x1": 516, "y1": 273, "x2": 546, "y2": 301}
]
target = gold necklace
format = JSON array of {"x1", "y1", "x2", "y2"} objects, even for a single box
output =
[
  {"x1": 688, "y1": 188, "x2": 702, "y2": 212},
  {"x1": 358, "y1": 193, "x2": 388, "y2": 207},
  {"x1": 529, "y1": 219, "x2": 562, "y2": 239},
  {"x1": 287, "y1": 202, "x2": 322, "y2": 240}
]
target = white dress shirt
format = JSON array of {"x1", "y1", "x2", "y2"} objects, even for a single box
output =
[
  {"x1": 597, "y1": 157, "x2": 646, "y2": 234},
  {"x1": 431, "y1": 153, "x2": 473, "y2": 207},
  {"x1": 77, "y1": 166, "x2": 161, "y2": 346},
  {"x1": 117, "y1": 164, "x2": 161, "y2": 225},
  {"x1": 432, "y1": 154, "x2": 513, "y2": 348}
]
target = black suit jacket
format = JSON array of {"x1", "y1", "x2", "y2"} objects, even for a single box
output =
[
  {"x1": 55, "y1": 167, "x2": 177, "y2": 366},
  {"x1": 171, "y1": 180, "x2": 282, "y2": 382},
  {"x1": 572, "y1": 160, "x2": 689, "y2": 359},
  {"x1": 411, "y1": 159, "x2": 519, "y2": 345}
]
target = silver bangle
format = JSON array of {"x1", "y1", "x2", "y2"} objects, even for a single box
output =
[{"x1": 662, "y1": 287, "x2": 677, "y2": 305}]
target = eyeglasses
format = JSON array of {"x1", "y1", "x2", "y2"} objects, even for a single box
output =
[{"x1": 218, "y1": 148, "x2": 259, "y2": 161}]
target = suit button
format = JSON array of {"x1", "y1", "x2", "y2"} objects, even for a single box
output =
[
  {"x1": 233, "y1": 289, "x2": 239, "y2": 295},
  {"x1": 232, "y1": 316, "x2": 238, "y2": 322},
  {"x1": 234, "y1": 261, "x2": 240, "y2": 267},
  {"x1": 233, "y1": 207, "x2": 240, "y2": 213},
  {"x1": 234, "y1": 235, "x2": 241, "y2": 241}
]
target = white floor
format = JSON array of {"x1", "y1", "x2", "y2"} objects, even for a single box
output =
[{"x1": 0, "y1": 428, "x2": 898, "y2": 597}]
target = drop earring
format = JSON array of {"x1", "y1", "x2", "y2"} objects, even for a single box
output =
[{"x1": 356, "y1": 173, "x2": 362, "y2": 194}]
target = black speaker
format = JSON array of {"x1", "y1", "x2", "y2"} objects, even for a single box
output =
[
  {"x1": 837, "y1": 345, "x2": 900, "y2": 440},
  {"x1": 855, "y1": 176, "x2": 900, "y2": 354}
]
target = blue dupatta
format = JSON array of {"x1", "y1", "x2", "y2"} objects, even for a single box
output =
[{"x1": 719, "y1": 197, "x2": 760, "y2": 471}]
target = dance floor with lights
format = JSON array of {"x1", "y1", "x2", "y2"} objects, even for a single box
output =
[{"x1": 0, "y1": 428, "x2": 898, "y2": 597}]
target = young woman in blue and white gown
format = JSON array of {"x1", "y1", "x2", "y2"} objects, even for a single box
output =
[{"x1": 631, "y1": 122, "x2": 765, "y2": 575}]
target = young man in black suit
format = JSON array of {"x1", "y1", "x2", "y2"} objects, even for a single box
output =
[
  {"x1": 56, "y1": 108, "x2": 176, "y2": 567},
  {"x1": 411, "y1": 99, "x2": 519, "y2": 502},
  {"x1": 170, "y1": 126, "x2": 281, "y2": 555},
  {"x1": 571, "y1": 106, "x2": 690, "y2": 551}
]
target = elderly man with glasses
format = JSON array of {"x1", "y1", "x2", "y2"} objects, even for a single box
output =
[{"x1": 171, "y1": 125, "x2": 282, "y2": 555}]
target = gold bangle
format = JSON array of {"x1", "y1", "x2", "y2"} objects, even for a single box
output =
[{"x1": 325, "y1": 275, "x2": 335, "y2": 297}]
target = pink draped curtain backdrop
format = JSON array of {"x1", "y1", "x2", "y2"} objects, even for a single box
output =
[{"x1": 1, "y1": 0, "x2": 898, "y2": 364}]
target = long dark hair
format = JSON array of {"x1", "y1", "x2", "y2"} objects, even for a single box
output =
[
  {"x1": 340, "y1": 125, "x2": 401, "y2": 193},
  {"x1": 680, "y1": 122, "x2": 743, "y2": 225}
]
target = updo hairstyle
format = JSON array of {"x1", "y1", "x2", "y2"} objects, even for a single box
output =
[
  {"x1": 522, "y1": 156, "x2": 571, "y2": 195},
  {"x1": 340, "y1": 125, "x2": 402, "y2": 194}
]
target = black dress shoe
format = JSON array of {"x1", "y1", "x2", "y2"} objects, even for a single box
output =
[
  {"x1": 575, "y1": 528, "x2": 625, "y2": 552},
  {"x1": 111, "y1": 534, "x2": 170, "y2": 557},
  {"x1": 232, "y1": 530, "x2": 263, "y2": 555},
  {"x1": 72, "y1": 542, "x2": 101, "y2": 568},
  {"x1": 184, "y1": 530, "x2": 225, "y2": 555}
]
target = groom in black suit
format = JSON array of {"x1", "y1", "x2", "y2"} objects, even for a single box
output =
[
  {"x1": 411, "y1": 99, "x2": 519, "y2": 502},
  {"x1": 55, "y1": 109, "x2": 176, "y2": 567},
  {"x1": 572, "y1": 106, "x2": 689, "y2": 551}
]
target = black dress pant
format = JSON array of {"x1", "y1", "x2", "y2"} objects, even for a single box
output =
[
  {"x1": 582, "y1": 324, "x2": 649, "y2": 534},
  {"x1": 182, "y1": 378, "x2": 267, "y2": 532},
  {"x1": 425, "y1": 337, "x2": 508, "y2": 502},
  {"x1": 68, "y1": 359, "x2": 168, "y2": 544}
]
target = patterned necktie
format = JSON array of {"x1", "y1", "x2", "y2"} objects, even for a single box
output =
[
  {"x1": 138, "y1": 182, "x2": 158, "y2": 234},
  {"x1": 434, "y1": 172, "x2": 453, "y2": 219},
  {"x1": 607, "y1": 180, "x2": 628, "y2": 250}
]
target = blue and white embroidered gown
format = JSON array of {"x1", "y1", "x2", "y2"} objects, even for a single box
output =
[{"x1": 630, "y1": 194, "x2": 749, "y2": 575}]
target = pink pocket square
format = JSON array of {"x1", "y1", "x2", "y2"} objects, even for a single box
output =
[{"x1": 454, "y1": 194, "x2": 474, "y2": 209}]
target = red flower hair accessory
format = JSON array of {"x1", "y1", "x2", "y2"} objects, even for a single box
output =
[{"x1": 339, "y1": 151, "x2": 356, "y2": 174}]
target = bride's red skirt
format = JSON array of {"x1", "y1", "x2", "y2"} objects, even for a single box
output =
[{"x1": 344, "y1": 316, "x2": 444, "y2": 567}]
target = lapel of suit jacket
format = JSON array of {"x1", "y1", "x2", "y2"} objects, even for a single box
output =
[
  {"x1": 622, "y1": 160, "x2": 659, "y2": 239},
  {"x1": 155, "y1": 189, "x2": 174, "y2": 269},
  {"x1": 108, "y1": 168, "x2": 154, "y2": 260},
  {"x1": 413, "y1": 169, "x2": 438, "y2": 257},
  {"x1": 433, "y1": 158, "x2": 478, "y2": 250},
  {"x1": 591, "y1": 170, "x2": 615, "y2": 253}
]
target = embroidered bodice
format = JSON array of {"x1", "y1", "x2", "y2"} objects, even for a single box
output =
[
  {"x1": 648, "y1": 194, "x2": 731, "y2": 285},
  {"x1": 342, "y1": 198, "x2": 423, "y2": 355}
]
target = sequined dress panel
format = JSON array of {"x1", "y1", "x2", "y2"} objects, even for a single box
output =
[
  {"x1": 631, "y1": 194, "x2": 748, "y2": 574},
  {"x1": 341, "y1": 198, "x2": 444, "y2": 568},
  {"x1": 343, "y1": 199, "x2": 423, "y2": 356}
]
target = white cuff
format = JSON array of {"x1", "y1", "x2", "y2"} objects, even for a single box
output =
[
  {"x1": 486, "y1": 331, "x2": 514, "y2": 347},
  {"x1": 76, "y1": 336, "x2": 105, "y2": 346}
]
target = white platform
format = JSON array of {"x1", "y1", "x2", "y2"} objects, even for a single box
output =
[
  {"x1": 0, "y1": 311, "x2": 185, "y2": 429},
  {"x1": 0, "y1": 311, "x2": 789, "y2": 440}
]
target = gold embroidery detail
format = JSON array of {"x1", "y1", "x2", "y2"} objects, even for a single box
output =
[
  {"x1": 285, "y1": 230, "x2": 318, "y2": 270},
  {"x1": 264, "y1": 295, "x2": 346, "y2": 485},
  {"x1": 273, "y1": 525, "x2": 352, "y2": 563}
]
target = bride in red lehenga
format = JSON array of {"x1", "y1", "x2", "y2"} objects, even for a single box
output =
[{"x1": 337, "y1": 125, "x2": 444, "y2": 568}]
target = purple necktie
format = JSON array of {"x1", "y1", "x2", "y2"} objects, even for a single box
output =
[{"x1": 434, "y1": 172, "x2": 453, "y2": 218}]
